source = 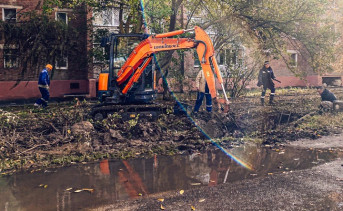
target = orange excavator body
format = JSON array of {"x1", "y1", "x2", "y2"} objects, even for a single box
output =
[
  {"x1": 93, "y1": 26, "x2": 229, "y2": 120},
  {"x1": 113, "y1": 26, "x2": 228, "y2": 102}
]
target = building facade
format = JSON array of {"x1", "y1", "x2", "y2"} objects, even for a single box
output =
[
  {"x1": 0, "y1": 1, "x2": 97, "y2": 101},
  {"x1": 0, "y1": 1, "x2": 342, "y2": 102}
]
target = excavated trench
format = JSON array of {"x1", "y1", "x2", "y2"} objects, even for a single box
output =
[{"x1": 196, "y1": 109, "x2": 306, "y2": 139}]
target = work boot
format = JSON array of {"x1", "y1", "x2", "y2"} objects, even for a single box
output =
[
  {"x1": 191, "y1": 111, "x2": 198, "y2": 117},
  {"x1": 34, "y1": 103, "x2": 42, "y2": 108},
  {"x1": 269, "y1": 95, "x2": 275, "y2": 105},
  {"x1": 260, "y1": 98, "x2": 265, "y2": 106}
]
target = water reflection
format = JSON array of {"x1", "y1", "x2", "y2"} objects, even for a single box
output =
[{"x1": 0, "y1": 145, "x2": 339, "y2": 210}]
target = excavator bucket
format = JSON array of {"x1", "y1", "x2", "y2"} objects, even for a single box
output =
[{"x1": 214, "y1": 98, "x2": 230, "y2": 113}]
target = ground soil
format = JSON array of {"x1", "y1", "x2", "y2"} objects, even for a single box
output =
[
  {"x1": 1, "y1": 87, "x2": 343, "y2": 173},
  {"x1": 289, "y1": 133, "x2": 343, "y2": 149}
]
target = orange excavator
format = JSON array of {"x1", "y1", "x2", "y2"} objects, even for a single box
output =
[{"x1": 91, "y1": 26, "x2": 229, "y2": 120}]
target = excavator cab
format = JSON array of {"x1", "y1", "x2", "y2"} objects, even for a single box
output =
[{"x1": 98, "y1": 34, "x2": 157, "y2": 104}]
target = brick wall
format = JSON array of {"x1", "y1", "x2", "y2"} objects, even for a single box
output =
[{"x1": 0, "y1": 1, "x2": 89, "y2": 81}]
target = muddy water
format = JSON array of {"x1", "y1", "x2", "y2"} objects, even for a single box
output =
[{"x1": 0, "y1": 145, "x2": 340, "y2": 211}]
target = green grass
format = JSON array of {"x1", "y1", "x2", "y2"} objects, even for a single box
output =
[
  {"x1": 297, "y1": 112, "x2": 343, "y2": 131},
  {"x1": 244, "y1": 87, "x2": 317, "y2": 97}
]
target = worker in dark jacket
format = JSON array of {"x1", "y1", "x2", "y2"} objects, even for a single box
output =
[
  {"x1": 34, "y1": 64, "x2": 52, "y2": 108},
  {"x1": 257, "y1": 61, "x2": 279, "y2": 106},
  {"x1": 317, "y1": 86, "x2": 337, "y2": 102},
  {"x1": 317, "y1": 86, "x2": 337, "y2": 112}
]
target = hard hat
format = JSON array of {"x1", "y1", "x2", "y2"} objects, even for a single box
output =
[{"x1": 46, "y1": 64, "x2": 53, "y2": 70}]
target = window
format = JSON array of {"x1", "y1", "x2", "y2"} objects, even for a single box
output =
[
  {"x1": 287, "y1": 50, "x2": 298, "y2": 67},
  {"x1": 56, "y1": 55, "x2": 68, "y2": 69},
  {"x1": 3, "y1": 48, "x2": 19, "y2": 68},
  {"x1": 219, "y1": 50, "x2": 225, "y2": 65},
  {"x1": 94, "y1": 8, "x2": 120, "y2": 26},
  {"x1": 3, "y1": 8, "x2": 16, "y2": 23},
  {"x1": 217, "y1": 49, "x2": 237, "y2": 66},
  {"x1": 54, "y1": 11, "x2": 68, "y2": 68},
  {"x1": 290, "y1": 53, "x2": 297, "y2": 66},
  {"x1": 56, "y1": 12, "x2": 68, "y2": 24}
]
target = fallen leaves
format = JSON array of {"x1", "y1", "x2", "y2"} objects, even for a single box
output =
[
  {"x1": 82, "y1": 188, "x2": 94, "y2": 193},
  {"x1": 199, "y1": 199, "x2": 205, "y2": 202},
  {"x1": 38, "y1": 184, "x2": 48, "y2": 188},
  {"x1": 160, "y1": 204, "x2": 165, "y2": 210},
  {"x1": 71, "y1": 188, "x2": 94, "y2": 193},
  {"x1": 158, "y1": 198, "x2": 164, "y2": 202},
  {"x1": 179, "y1": 190, "x2": 184, "y2": 195}
]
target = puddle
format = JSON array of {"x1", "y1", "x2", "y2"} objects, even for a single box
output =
[{"x1": 0, "y1": 145, "x2": 340, "y2": 210}]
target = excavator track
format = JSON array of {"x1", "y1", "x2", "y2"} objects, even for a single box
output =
[{"x1": 90, "y1": 103, "x2": 173, "y2": 121}]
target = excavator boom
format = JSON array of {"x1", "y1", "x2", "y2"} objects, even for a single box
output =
[{"x1": 115, "y1": 26, "x2": 228, "y2": 103}]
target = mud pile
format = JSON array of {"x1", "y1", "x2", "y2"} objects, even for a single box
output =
[{"x1": 0, "y1": 103, "x2": 240, "y2": 172}]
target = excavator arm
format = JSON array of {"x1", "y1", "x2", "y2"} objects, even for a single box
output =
[{"x1": 115, "y1": 26, "x2": 229, "y2": 104}]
